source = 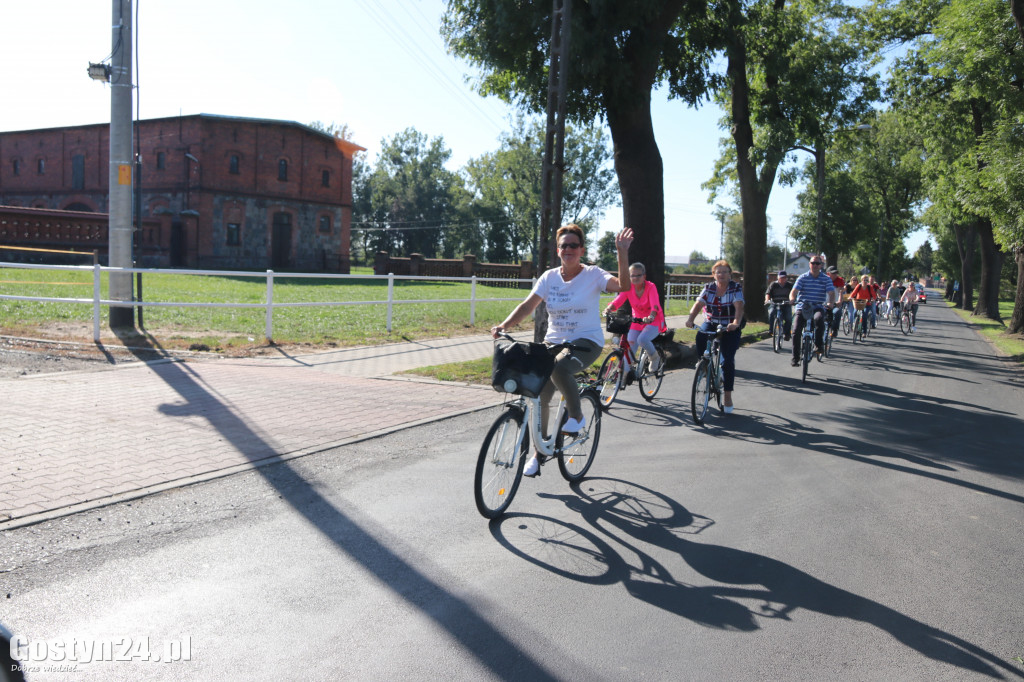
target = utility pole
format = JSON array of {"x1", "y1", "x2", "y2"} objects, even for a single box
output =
[
  {"x1": 534, "y1": 0, "x2": 571, "y2": 343},
  {"x1": 108, "y1": 0, "x2": 134, "y2": 328}
]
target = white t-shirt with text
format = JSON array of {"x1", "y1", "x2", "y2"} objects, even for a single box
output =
[{"x1": 530, "y1": 265, "x2": 614, "y2": 347}]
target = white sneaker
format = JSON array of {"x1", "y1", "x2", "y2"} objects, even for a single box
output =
[
  {"x1": 648, "y1": 354, "x2": 662, "y2": 373},
  {"x1": 524, "y1": 456, "x2": 540, "y2": 477},
  {"x1": 562, "y1": 416, "x2": 586, "y2": 433},
  {"x1": 911, "y1": 326, "x2": 916, "y2": 332}
]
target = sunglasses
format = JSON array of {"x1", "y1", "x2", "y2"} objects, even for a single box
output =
[
  {"x1": 558, "y1": 242, "x2": 582, "y2": 250},
  {"x1": 810, "y1": 261, "x2": 823, "y2": 265}
]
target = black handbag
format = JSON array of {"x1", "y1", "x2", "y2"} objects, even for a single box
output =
[{"x1": 491, "y1": 340, "x2": 555, "y2": 398}]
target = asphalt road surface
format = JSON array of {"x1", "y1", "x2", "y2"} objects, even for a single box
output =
[{"x1": 3, "y1": 301, "x2": 1023, "y2": 681}]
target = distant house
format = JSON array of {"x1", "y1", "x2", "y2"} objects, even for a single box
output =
[
  {"x1": 0, "y1": 114, "x2": 365, "y2": 271},
  {"x1": 784, "y1": 252, "x2": 816, "y2": 276}
]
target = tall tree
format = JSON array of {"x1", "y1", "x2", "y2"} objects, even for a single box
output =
[
  {"x1": 358, "y1": 128, "x2": 464, "y2": 259},
  {"x1": 464, "y1": 117, "x2": 619, "y2": 264},
  {"x1": 703, "y1": 0, "x2": 878, "y2": 320},
  {"x1": 444, "y1": 0, "x2": 716, "y2": 299},
  {"x1": 880, "y1": 0, "x2": 1018, "y2": 320}
]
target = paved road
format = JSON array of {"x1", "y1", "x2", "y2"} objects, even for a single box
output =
[{"x1": 2, "y1": 300, "x2": 1023, "y2": 680}]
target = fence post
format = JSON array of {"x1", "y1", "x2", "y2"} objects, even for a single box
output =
[
  {"x1": 93, "y1": 263, "x2": 102, "y2": 342},
  {"x1": 265, "y1": 270, "x2": 274, "y2": 343},
  {"x1": 386, "y1": 273, "x2": 395, "y2": 333},
  {"x1": 470, "y1": 275, "x2": 477, "y2": 325}
]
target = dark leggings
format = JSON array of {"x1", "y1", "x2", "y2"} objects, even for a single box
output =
[{"x1": 696, "y1": 321, "x2": 741, "y2": 392}]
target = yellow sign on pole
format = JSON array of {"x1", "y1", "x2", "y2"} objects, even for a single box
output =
[{"x1": 118, "y1": 164, "x2": 131, "y2": 185}]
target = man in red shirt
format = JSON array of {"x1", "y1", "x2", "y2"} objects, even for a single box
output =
[{"x1": 826, "y1": 266, "x2": 846, "y2": 336}]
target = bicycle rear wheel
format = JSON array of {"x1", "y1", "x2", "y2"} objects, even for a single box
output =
[
  {"x1": 474, "y1": 406, "x2": 527, "y2": 519},
  {"x1": 900, "y1": 311, "x2": 912, "y2": 335},
  {"x1": 557, "y1": 390, "x2": 601, "y2": 482},
  {"x1": 841, "y1": 309, "x2": 852, "y2": 335},
  {"x1": 824, "y1": 326, "x2": 834, "y2": 358},
  {"x1": 637, "y1": 347, "x2": 665, "y2": 402},
  {"x1": 596, "y1": 351, "x2": 623, "y2": 409},
  {"x1": 690, "y1": 358, "x2": 711, "y2": 425}
]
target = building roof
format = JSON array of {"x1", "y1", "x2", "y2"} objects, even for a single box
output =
[{"x1": 0, "y1": 113, "x2": 367, "y2": 153}]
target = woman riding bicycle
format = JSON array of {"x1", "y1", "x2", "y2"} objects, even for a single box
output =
[
  {"x1": 848, "y1": 275, "x2": 876, "y2": 335},
  {"x1": 604, "y1": 262, "x2": 667, "y2": 373},
  {"x1": 899, "y1": 280, "x2": 919, "y2": 332},
  {"x1": 685, "y1": 260, "x2": 745, "y2": 414},
  {"x1": 491, "y1": 225, "x2": 633, "y2": 477}
]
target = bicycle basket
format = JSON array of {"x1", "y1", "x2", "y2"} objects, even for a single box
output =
[
  {"x1": 492, "y1": 340, "x2": 555, "y2": 398},
  {"x1": 605, "y1": 312, "x2": 632, "y2": 335},
  {"x1": 853, "y1": 299, "x2": 868, "y2": 310}
]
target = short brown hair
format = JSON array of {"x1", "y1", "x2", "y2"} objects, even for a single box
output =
[
  {"x1": 712, "y1": 259, "x2": 732, "y2": 272},
  {"x1": 556, "y1": 224, "x2": 585, "y2": 246}
]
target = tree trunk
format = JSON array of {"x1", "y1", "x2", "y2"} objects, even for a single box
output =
[
  {"x1": 726, "y1": 17, "x2": 773, "y2": 322},
  {"x1": 973, "y1": 217, "x2": 1003, "y2": 321},
  {"x1": 605, "y1": 87, "x2": 665, "y2": 303},
  {"x1": 953, "y1": 223, "x2": 976, "y2": 311},
  {"x1": 1008, "y1": 246, "x2": 1024, "y2": 335}
]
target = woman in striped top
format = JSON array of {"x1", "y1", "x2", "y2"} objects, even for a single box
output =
[{"x1": 685, "y1": 260, "x2": 745, "y2": 413}]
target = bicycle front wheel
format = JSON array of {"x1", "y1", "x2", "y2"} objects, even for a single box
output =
[
  {"x1": 557, "y1": 390, "x2": 601, "y2": 482},
  {"x1": 801, "y1": 339, "x2": 811, "y2": 383},
  {"x1": 596, "y1": 351, "x2": 623, "y2": 409},
  {"x1": 841, "y1": 310, "x2": 852, "y2": 335},
  {"x1": 773, "y1": 319, "x2": 784, "y2": 353},
  {"x1": 638, "y1": 347, "x2": 665, "y2": 401},
  {"x1": 691, "y1": 358, "x2": 711, "y2": 425},
  {"x1": 474, "y1": 406, "x2": 527, "y2": 519},
  {"x1": 900, "y1": 311, "x2": 912, "y2": 335}
]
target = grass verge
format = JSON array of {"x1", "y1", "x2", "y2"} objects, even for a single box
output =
[
  {"x1": 945, "y1": 298, "x2": 1024, "y2": 365},
  {"x1": 404, "y1": 322, "x2": 769, "y2": 385}
]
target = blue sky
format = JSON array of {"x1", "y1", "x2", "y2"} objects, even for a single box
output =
[{"x1": 1, "y1": 0, "x2": 926, "y2": 262}]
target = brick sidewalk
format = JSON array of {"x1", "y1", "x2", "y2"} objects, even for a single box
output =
[
  {"x1": 0, "y1": 321, "x2": 693, "y2": 530},
  {"x1": 0, "y1": 337, "x2": 508, "y2": 529}
]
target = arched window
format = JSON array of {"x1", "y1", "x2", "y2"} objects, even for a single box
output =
[{"x1": 278, "y1": 159, "x2": 288, "y2": 181}]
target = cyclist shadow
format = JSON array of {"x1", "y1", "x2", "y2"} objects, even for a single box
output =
[
  {"x1": 601, "y1": 396, "x2": 689, "y2": 429},
  {"x1": 492, "y1": 478, "x2": 1018, "y2": 678}
]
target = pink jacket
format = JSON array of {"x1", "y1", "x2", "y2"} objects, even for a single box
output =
[{"x1": 609, "y1": 282, "x2": 667, "y2": 332}]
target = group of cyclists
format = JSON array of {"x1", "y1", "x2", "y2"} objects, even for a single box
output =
[
  {"x1": 480, "y1": 224, "x2": 935, "y2": 518},
  {"x1": 764, "y1": 258, "x2": 922, "y2": 365},
  {"x1": 489, "y1": 225, "x2": 925, "y2": 478}
]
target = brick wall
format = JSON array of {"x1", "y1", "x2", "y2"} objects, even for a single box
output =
[{"x1": 0, "y1": 115, "x2": 363, "y2": 272}]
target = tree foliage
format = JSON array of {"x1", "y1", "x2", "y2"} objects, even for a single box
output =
[
  {"x1": 703, "y1": 0, "x2": 879, "y2": 320},
  {"x1": 443, "y1": 0, "x2": 717, "y2": 299}
]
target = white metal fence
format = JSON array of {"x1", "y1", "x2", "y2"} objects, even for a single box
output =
[{"x1": 0, "y1": 262, "x2": 704, "y2": 343}]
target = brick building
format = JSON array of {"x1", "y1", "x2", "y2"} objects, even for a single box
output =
[{"x1": 0, "y1": 114, "x2": 365, "y2": 271}]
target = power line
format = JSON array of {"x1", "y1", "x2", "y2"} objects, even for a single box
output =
[{"x1": 358, "y1": 0, "x2": 507, "y2": 135}]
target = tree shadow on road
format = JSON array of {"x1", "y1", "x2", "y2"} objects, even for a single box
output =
[
  {"x1": 116, "y1": 331, "x2": 562, "y2": 680},
  {"x1": 489, "y1": 478, "x2": 1023, "y2": 679}
]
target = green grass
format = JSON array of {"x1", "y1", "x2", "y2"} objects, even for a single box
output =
[
  {"x1": 0, "y1": 265, "x2": 696, "y2": 351},
  {"x1": 946, "y1": 298, "x2": 1024, "y2": 363},
  {"x1": 405, "y1": 321, "x2": 769, "y2": 385}
]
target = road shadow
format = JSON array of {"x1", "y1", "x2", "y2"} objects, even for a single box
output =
[
  {"x1": 489, "y1": 478, "x2": 1023, "y2": 679},
  {"x1": 114, "y1": 329, "x2": 560, "y2": 680}
]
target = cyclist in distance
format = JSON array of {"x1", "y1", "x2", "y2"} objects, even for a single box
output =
[
  {"x1": 825, "y1": 266, "x2": 846, "y2": 336},
  {"x1": 764, "y1": 270, "x2": 794, "y2": 341},
  {"x1": 491, "y1": 225, "x2": 633, "y2": 477},
  {"x1": 604, "y1": 262, "x2": 667, "y2": 373},
  {"x1": 685, "y1": 260, "x2": 745, "y2": 413},
  {"x1": 885, "y1": 279, "x2": 902, "y2": 318},
  {"x1": 899, "y1": 280, "x2": 920, "y2": 331},
  {"x1": 789, "y1": 256, "x2": 837, "y2": 367},
  {"x1": 848, "y1": 275, "x2": 876, "y2": 335}
]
